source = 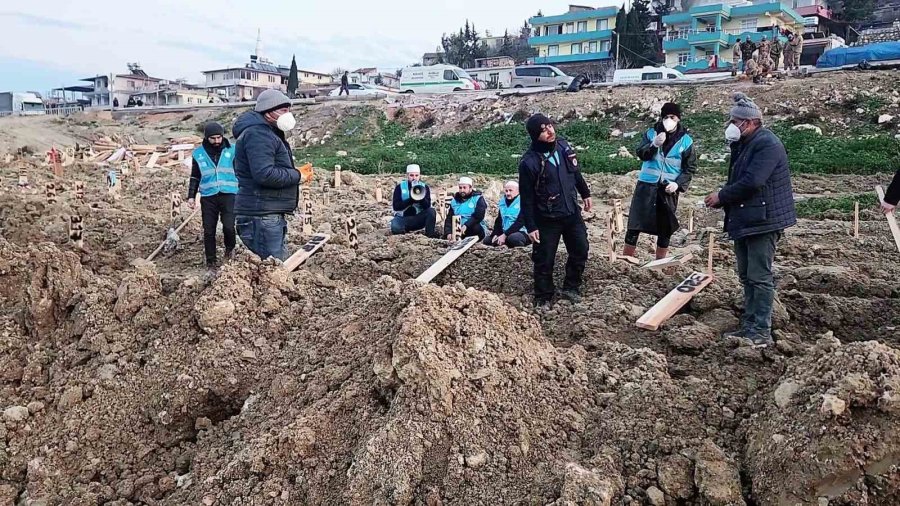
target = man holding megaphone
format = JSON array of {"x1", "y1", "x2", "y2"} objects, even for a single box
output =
[{"x1": 390, "y1": 164, "x2": 438, "y2": 237}]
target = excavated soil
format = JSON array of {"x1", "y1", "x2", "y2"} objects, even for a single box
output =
[{"x1": 2, "y1": 87, "x2": 900, "y2": 505}]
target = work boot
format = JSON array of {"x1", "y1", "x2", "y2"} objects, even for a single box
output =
[
  {"x1": 533, "y1": 297, "x2": 553, "y2": 309},
  {"x1": 558, "y1": 289, "x2": 582, "y2": 304},
  {"x1": 745, "y1": 332, "x2": 774, "y2": 348},
  {"x1": 722, "y1": 328, "x2": 747, "y2": 340},
  {"x1": 623, "y1": 244, "x2": 637, "y2": 258},
  {"x1": 655, "y1": 247, "x2": 669, "y2": 260},
  {"x1": 224, "y1": 249, "x2": 235, "y2": 261}
]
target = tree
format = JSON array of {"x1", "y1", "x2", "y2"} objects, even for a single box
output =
[
  {"x1": 331, "y1": 67, "x2": 347, "y2": 80},
  {"x1": 828, "y1": 0, "x2": 876, "y2": 22},
  {"x1": 287, "y1": 55, "x2": 299, "y2": 96},
  {"x1": 631, "y1": 0, "x2": 658, "y2": 63},
  {"x1": 651, "y1": 0, "x2": 676, "y2": 18},
  {"x1": 440, "y1": 19, "x2": 487, "y2": 68},
  {"x1": 611, "y1": 6, "x2": 629, "y2": 67}
]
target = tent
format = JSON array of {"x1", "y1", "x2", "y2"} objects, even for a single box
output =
[{"x1": 816, "y1": 41, "x2": 900, "y2": 68}]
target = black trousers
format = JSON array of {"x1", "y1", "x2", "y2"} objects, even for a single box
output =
[
  {"x1": 532, "y1": 213, "x2": 589, "y2": 300},
  {"x1": 200, "y1": 193, "x2": 236, "y2": 265}
]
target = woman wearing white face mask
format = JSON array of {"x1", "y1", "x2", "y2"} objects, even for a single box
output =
[
  {"x1": 232, "y1": 89, "x2": 303, "y2": 261},
  {"x1": 624, "y1": 102, "x2": 698, "y2": 260}
]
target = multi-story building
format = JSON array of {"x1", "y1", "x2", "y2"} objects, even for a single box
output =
[
  {"x1": 203, "y1": 56, "x2": 287, "y2": 101},
  {"x1": 662, "y1": 2, "x2": 804, "y2": 71},
  {"x1": 528, "y1": 5, "x2": 618, "y2": 74}
]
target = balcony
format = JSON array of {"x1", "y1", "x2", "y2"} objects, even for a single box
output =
[
  {"x1": 529, "y1": 29, "x2": 613, "y2": 46},
  {"x1": 663, "y1": 28, "x2": 782, "y2": 52},
  {"x1": 529, "y1": 7, "x2": 618, "y2": 26},
  {"x1": 534, "y1": 51, "x2": 611, "y2": 64}
]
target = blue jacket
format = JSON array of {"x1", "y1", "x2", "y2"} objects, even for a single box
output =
[
  {"x1": 193, "y1": 144, "x2": 238, "y2": 197},
  {"x1": 635, "y1": 124, "x2": 696, "y2": 190},
  {"x1": 443, "y1": 191, "x2": 487, "y2": 236},
  {"x1": 719, "y1": 128, "x2": 797, "y2": 240},
  {"x1": 392, "y1": 181, "x2": 432, "y2": 217},
  {"x1": 232, "y1": 111, "x2": 300, "y2": 216},
  {"x1": 517, "y1": 138, "x2": 591, "y2": 232}
]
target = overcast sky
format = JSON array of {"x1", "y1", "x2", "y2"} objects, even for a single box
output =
[{"x1": 0, "y1": 1, "x2": 621, "y2": 94}]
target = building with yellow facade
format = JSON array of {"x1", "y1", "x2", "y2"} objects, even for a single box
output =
[{"x1": 528, "y1": 5, "x2": 618, "y2": 73}]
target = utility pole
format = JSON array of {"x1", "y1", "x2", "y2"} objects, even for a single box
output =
[{"x1": 614, "y1": 30, "x2": 620, "y2": 71}]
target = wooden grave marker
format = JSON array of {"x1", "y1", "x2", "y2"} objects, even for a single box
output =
[
  {"x1": 47, "y1": 146, "x2": 63, "y2": 177},
  {"x1": 374, "y1": 187, "x2": 383, "y2": 203},
  {"x1": 452, "y1": 215, "x2": 461, "y2": 242},
  {"x1": 322, "y1": 182, "x2": 330, "y2": 205},
  {"x1": 302, "y1": 188, "x2": 313, "y2": 235},
  {"x1": 415, "y1": 235, "x2": 479, "y2": 283},
  {"x1": 606, "y1": 210, "x2": 616, "y2": 263},
  {"x1": 69, "y1": 215, "x2": 84, "y2": 248},
  {"x1": 636, "y1": 272, "x2": 714, "y2": 330},
  {"x1": 74, "y1": 181, "x2": 85, "y2": 203},
  {"x1": 45, "y1": 182, "x2": 58, "y2": 204},
  {"x1": 876, "y1": 185, "x2": 900, "y2": 253},
  {"x1": 333, "y1": 165, "x2": 342, "y2": 189},
  {"x1": 642, "y1": 253, "x2": 694, "y2": 271},
  {"x1": 283, "y1": 234, "x2": 330, "y2": 272},
  {"x1": 346, "y1": 217, "x2": 359, "y2": 250},
  {"x1": 170, "y1": 193, "x2": 181, "y2": 221},
  {"x1": 17, "y1": 168, "x2": 28, "y2": 188},
  {"x1": 688, "y1": 207, "x2": 695, "y2": 234},
  {"x1": 853, "y1": 201, "x2": 859, "y2": 239},
  {"x1": 612, "y1": 199, "x2": 624, "y2": 234},
  {"x1": 707, "y1": 232, "x2": 715, "y2": 275}
]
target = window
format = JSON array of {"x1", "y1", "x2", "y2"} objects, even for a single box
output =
[
  {"x1": 740, "y1": 19, "x2": 758, "y2": 31},
  {"x1": 577, "y1": 21, "x2": 587, "y2": 33},
  {"x1": 548, "y1": 45, "x2": 559, "y2": 56},
  {"x1": 539, "y1": 67, "x2": 556, "y2": 77},
  {"x1": 597, "y1": 19, "x2": 609, "y2": 31},
  {"x1": 677, "y1": 52, "x2": 691, "y2": 65},
  {"x1": 588, "y1": 41, "x2": 598, "y2": 53},
  {"x1": 488, "y1": 73, "x2": 499, "y2": 85},
  {"x1": 601, "y1": 40, "x2": 611, "y2": 52},
  {"x1": 515, "y1": 67, "x2": 539, "y2": 77},
  {"x1": 641, "y1": 72, "x2": 663, "y2": 81},
  {"x1": 565, "y1": 22, "x2": 574, "y2": 34},
  {"x1": 667, "y1": 73, "x2": 678, "y2": 79},
  {"x1": 571, "y1": 43, "x2": 582, "y2": 55},
  {"x1": 128, "y1": 80, "x2": 135, "y2": 89},
  {"x1": 443, "y1": 69, "x2": 458, "y2": 81}
]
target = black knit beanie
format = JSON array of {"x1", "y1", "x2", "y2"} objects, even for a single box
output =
[
  {"x1": 661, "y1": 102, "x2": 682, "y2": 119},
  {"x1": 204, "y1": 122, "x2": 225, "y2": 139},
  {"x1": 526, "y1": 113, "x2": 552, "y2": 142}
]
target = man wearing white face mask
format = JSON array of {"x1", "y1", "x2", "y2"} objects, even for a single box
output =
[
  {"x1": 625, "y1": 102, "x2": 697, "y2": 260},
  {"x1": 704, "y1": 93, "x2": 796, "y2": 348},
  {"x1": 232, "y1": 89, "x2": 300, "y2": 261}
]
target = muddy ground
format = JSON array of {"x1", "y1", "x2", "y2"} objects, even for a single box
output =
[{"x1": 1, "y1": 77, "x2": 899, "y2": 506}]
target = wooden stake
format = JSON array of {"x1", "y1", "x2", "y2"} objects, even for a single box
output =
[
  {"x1": 170, "y1": 193, "x2": 181, "y2": 221},
  {"x1": 642, "y1": 253, "x2": 694, "y2": 271},
  {"x1": 69, "y1": 215, "x2": 84, "y2": 249},
  {"x1": 74, "y1": 181, "x2": 85, "y2": 203},
  {"x1": 452, "y1": 215, "x2": 461, "y2": 242},
  {"x1": 612, "y1": 199, "x2": 624, "y2": 234},
  {"x1": 853, "y1": 201, "x2": 860, "y2": 239},
  {"x1": 707, "y1": 232, "x2": 715, "y2": 275},
  {"x1": 876, "y1": 185, "x2": 900, "y2": 253},
  {"x1": 17, "y1": 169, "x2": 28, "y2": 188},
  {"x1": 303, "y1": 200, "x2": 313, "y2": 235},
  {"x1": 283, "y1": 234, "x2": 330, "y2": 272},
  {"x1": 146, "y1": 152, "x2": 161, "y2": 168},
  {"x1": 636, "y1": 272, "x2": 714, "y2": 330},
  {"x1": 322, "y1": 182, "x2": 330, "y2": 205},
  {"x1": 688, "y1": 207, "x2": 695, "y2": 234},
  {"x1": 48, "y1": 146, "x2": 63, "y2": 177},
  {"x1": 346, "y1": 217, "x2": 358, "y2": 250},
  {"x1": 45, "y1": 182, "x2": 58, "y2": 204},
  {"x1": 415, "y1": 235, "x2": 479, "y2": 283},
  {"x1": 333, "y1": 165, "x2": 342, "y2": 189},
  {"x1": 606, "y1": 210, "x2": 617, "y2": 263},
  {"x1": 374, "y1": 187, "x2": 383, "y2": 203}
]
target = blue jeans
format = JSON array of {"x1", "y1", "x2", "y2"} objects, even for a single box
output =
[
  {"x1": 236, "y1": 214, "x2": 287, "y2": 261},
  {"x1": 733, "y1": 231, "x2": 781, "y2": 337}
]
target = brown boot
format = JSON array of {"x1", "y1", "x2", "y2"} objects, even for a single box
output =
[
  {"x1": 623, "y1": 244, "x2": 637, "y2": 257},
  {"x1": 655, "y1": 247, "x2": 669, "y2": 260}
]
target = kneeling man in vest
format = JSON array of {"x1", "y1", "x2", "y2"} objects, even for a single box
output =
[
  {"x1": 187, "y1": 122, "x2": 237, "y2": 271},
  {"x1": 390, "y1": 164, "x2": 438, "y2": 237},
  {"x1": 484, "y1": 180, "x2": 530, "y2": 248},
  {"x1": 444, "y1": 176, "x2": 488, "y2": 240}
]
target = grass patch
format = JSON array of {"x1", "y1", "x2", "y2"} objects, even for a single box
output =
[
  {"x1": 773, "y1": 125, "x2": 900, "y2": 175},
  {"x1": 795, "y1": 194, "x2": 878, "y2": 219}
]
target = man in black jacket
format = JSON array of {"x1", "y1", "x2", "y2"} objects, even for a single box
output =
[
  {"x1": 390, "y1": 164, "x2": 437, "y2": 237},
  {"x1": 483, "y1": 180, "x2": 530, "y2": 248},
  {"x1": 233, "y1": 89, "x2": 300, "y2": 261},
  {"x1": 340, "y1": 71, "x2": 350, "y2": 96},
  {"x1": 519, "y1": 114, "x2": 593, "y2": 307},
  {"x1": 443, "y1": 177, "x2": 488, "y2": 240},
  {"x1": 705, "y1": 93, "x2": 797, "y2": 347},
  {"x1": 881, "y1": 169, "x2": 900, "y2": 214}
]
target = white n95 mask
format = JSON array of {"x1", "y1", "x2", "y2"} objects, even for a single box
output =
[
  {"x1": 277, "y1": 112, "x2": 297, "y2": 132},
  {"x1": 725, "y1": 123, "x2": 742, "y2": 142},
  {"x1": 662, "y1": 118, "x2": 678, "y2": 133}
]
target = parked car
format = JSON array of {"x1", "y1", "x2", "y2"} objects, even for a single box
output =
[
  {"x1": 328, "y1": 83, "x2": 383, "y2": 97},
  {"x1": 612, "y1": 67, "x2": 685, "y2": 83},
  {"x1": 399, "y1": 64, "x2": 477, "y2": 93},
  {"x1": 510, "y1": 65, "x2": 573, "y2": 88}
]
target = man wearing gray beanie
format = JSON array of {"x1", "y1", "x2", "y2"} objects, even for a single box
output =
[
  {"x1": 231, "y1": 89, "x2": 300, "y2": 261},
  {"x1": 705, "y1": 92, "x2": 796, "y2": 347}
]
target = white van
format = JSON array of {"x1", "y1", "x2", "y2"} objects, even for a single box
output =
[
  {"x1": 612, "y1": 67, "x2": 685, "y2": 84},
  {"x1": 510, "y1": 65, "x2": 573, "y2": 88},
  {"x1": 399, "y1": 64, "x2": 478, "y2": 93}
]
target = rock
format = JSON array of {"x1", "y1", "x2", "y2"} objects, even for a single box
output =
[
  {"x1": 336, "y1": 150, "x2": 348, "y2": 157},
  {"x1": 820, "y1": 394, "x2": 847, "y2": 416},
  {"x1": 0, "y1": 484, "x2": 18, "y2": 505},
  {"x1": 196, "y1": 300, "x2": 236, "y2": 333},
  {"x1": 699, "y1": 154, "x2": 710, "y2": 161},
  {"x1": 617, "y1": 146, "x2": 634, "y2": 159},
  {"x1": 26, "y1": 401, "x2": 44, "y2": 414},
  {"x1": 58, "y1": 385, "x2": 84, "y2": 411},
  {"x1": 773, "y1": 380, "x2": 802, "y2": 409},
  {"x1": 646, "y1": 486, "x2": 665, "y2": 506},
  {"x1": 340, "y1": 171, "x2": 363, "y2": 186},
  {"x1": 555, "y1": 462, "x2": 620, "y2": 506},
  {"x1": 791, "y1": 124, "x2": 822, "y2": 135},
  {"x1": 465, "y1": 451, "x2": 489, "y2": 469},
  {"x1": 98, "y1": 364, "x2": 118, "y2": 380},
  {"x1": 657, "y1": 454, "x2": 694, "y2": 499},
  {"x1": 694, "y1": 440, "x2": 746, "y2": 506},
  {"x1": 856, "y1": 108, "x2": 864, "y2": 114},
  {"x1": 3, "y1": 405, "x2": 29, "y2": 423},
  {"x1": 623, "y1": 131, "x2": 639, "y2": 139},
  {"x1": 878, "y1": 114, "x2": 894, "y2": 124},
  {"x1": 396, "y1": 141, "x2": 405, "y2": 147},
  {"x1": 610, "y1": 129, "x2": 623, "y2": 138}
]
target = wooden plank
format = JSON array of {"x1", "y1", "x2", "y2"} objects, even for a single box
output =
[
  {"x1": 642, "y1": 253, "x2": 694, "y2": 271},
  {"x1": 876, "y1": 185, "x2": 900, "y2": 253},
  {"x1": 170, "y1": 144, "x2": 195, "y2": 152},
  {"x1": 619, "y1": 255, "x2": 642, "y2": 265},
  {"x1": 415, "y1": 235, "x2": 479, "y2": 283},
  {"x1": 283, "y1": 234, "x2": 330, "y2": 272},
  {"x1": 106, "y1": 147, "x2": 127, "y2": 163},
  {"x1": 707, "y1": 233, "x2": 714, "y2": 275},
  {"x1": 853, "y1": 201, "x2": 859, "y2": 239},
  {"x1": 146, "y1": 152, "x2": 161, "y2": 168},
  {"x1": 636, "y1": 272, "x2": 714, "y2": 330}
]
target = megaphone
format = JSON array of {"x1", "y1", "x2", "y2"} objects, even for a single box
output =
[{"x1": 410, "y1": 184, "x2": 426, "y2": 201}]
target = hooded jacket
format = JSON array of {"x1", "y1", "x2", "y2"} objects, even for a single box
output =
[{"x1": 232, "y1": 110, "x2": 300, "y2": 216}]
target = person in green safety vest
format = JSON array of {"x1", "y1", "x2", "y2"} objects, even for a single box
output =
[
  {"x1": 444, "y1": 176, "x2": 488, "y2": 240},
  {"x1": 483, "y1": 180, "x2": 530, "y2": 248}
]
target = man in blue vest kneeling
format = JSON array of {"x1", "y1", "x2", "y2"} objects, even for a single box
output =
[
  {"x1": 187, "y1": 122, "x2": 238, "y2": 272},
  {"x1": 484, "y1": 180, "x2": 530, "y2": 248},
  {"x1": 445, "y1": 177, "x2": 488, "y2": 240},
  {"x1": 390, "y1": 164, "x2": 438, "y2": 237}
]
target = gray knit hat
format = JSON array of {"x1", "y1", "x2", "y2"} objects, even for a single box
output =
[
  {"x1": 255, "y1": 89, "x2": 291, "y2": 114},
  {"x1": 730, "y1": 92, "x2": 762, "y2": 120}
]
